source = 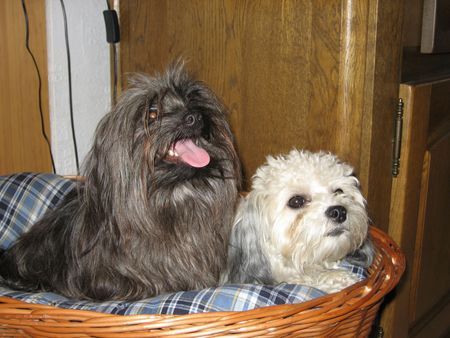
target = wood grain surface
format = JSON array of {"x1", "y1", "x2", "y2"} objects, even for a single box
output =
[
  {"x1": 0, "y1": 0, "x2": 52, "y2": 174},
  {"x1": 382, "y1": 84, "x2": 431, "y2": 338},
  {"x1": 383, "y1": 80, "x2": 450, "y2": 338},
  {"x1": 119, "y1": 0, "x2": 404, "y2": 232},
  {"x1": 409, "y1": 81, "x2": 450, "y2": 338}
]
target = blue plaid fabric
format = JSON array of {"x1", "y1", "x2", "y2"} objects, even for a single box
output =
[
  {"x1": 0, "y1": 173, "x2": 76, "y2": 250},
  {"x1": 0, "y1": 283, "x2": 326, "y2": 315},
  {"x1": 339, "y1": 260, "x2": 367, "y2": 278},
  {"x1": 0, "y1": 173, "x2": 366, "y2": 315}
]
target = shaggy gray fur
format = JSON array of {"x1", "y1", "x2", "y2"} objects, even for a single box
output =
[{"x1": 0, "y1": 63, "x2": 241, "y2": 301}]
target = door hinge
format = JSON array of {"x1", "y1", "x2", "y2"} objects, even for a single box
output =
[{"x1": 392, "y1": 98, "x2": 404, "y2": 177}]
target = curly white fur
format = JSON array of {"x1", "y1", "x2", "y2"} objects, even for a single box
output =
[{"x1": 222, "y1": 149, "x2": 374, "y2": 293}]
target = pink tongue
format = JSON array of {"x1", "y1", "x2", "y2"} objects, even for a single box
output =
[{"x1": 174, "y1": 139, "x2": 210, "y2": 168}]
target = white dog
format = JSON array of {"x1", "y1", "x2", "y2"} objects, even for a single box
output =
[{"x1": 221, "y1": 149, "x2": 374, "y2": 293}]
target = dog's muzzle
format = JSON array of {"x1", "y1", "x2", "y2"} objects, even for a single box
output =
[{"x1": 325, "y1": 205, "x2": 347, "y2": 223}]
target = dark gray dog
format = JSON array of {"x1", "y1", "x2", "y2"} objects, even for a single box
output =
[{"x1": 0, "y1": 63, "x2": 241, "y2": 301}]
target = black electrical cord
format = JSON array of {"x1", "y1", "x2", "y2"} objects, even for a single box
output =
[
  {"x1": 112, "y1": 41, "x2": 118, "y2": 105},
  {"x1": 105, "y1": 0, "x2": 119, "y2": 105},
  {"x1": 21, "y1": 0, "x2": 56, "y2": 173},
  {"x1": 59, "y1": 0, "x2": 80, "y2": 173}
]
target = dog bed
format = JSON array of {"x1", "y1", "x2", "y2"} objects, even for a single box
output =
[{"x1": 0, "y1": 173, "x2": 405, "y2": 337}]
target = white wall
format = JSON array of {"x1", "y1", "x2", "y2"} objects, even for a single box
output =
[{"x1": 46, "y1": 0, "x2": 111, "y2": 175}]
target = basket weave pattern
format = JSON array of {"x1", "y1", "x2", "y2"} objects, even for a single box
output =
[{"x1": 0, "y1": 226, "x2": 404, "y2": 337}]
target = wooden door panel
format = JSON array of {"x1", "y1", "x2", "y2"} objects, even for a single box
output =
[
  {"x1": 383, "y1": 84, "x2": 431, "y2": 338},
  {"x1": 412, "y1": 138, "x2": 450, "y2": 323},
  {"x1": 0, "y1": 0, "x2": 51, "y2": 174},
  {"x1": 385, "y1": 80, "x2": 450, "y2": 338},
  {"x1": 119, "y1": 0, "x2": 344, "y2": 181},
  {"x1": 409, "y1": 81, "x2": 450, "y2": 337}
]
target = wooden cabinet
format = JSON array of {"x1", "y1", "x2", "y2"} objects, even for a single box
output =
[
  {"x1": 382, "y1": 80, "x2": 450, "y2": 338},
  {"x1": 119, "y1": 0, "x2": 404, "y2": 232}
]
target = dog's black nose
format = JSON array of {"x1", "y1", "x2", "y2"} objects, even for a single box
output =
[
  {"x1": 184, "y1": 113, "x2": 202, "y2": 127},
  {"x1": 325, "y1": 205, "x2": 347, "y2": 223}
]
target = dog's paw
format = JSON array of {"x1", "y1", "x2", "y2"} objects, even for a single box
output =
[{"x1": 314, "y1": 269, "x2": 361, "y2": 293}]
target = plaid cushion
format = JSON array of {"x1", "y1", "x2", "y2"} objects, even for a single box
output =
[
  {"x1": 0, "y1": 173, "x2": 366, "y2": 315},
  {"x1": 0, "y1": 173, "x2": 76, "y2": 250},
  {"x1": 0, "y1": 283, "x2": 326, "y2": 315}
]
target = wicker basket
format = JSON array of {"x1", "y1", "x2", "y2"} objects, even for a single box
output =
[{"x1": 0, "y1": 226, "x2": 404, "y2": 337}]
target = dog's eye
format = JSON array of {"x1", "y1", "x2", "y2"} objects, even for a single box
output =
[
  {"x1": 334, "y1": 188, "x2": 344, "y2": 195},
  {"x1": 287, "y1": 195, "x2": 306, "y2": 209},
  {"x1": 148, "y1": 105, "x2": 158, "y2": 120}
]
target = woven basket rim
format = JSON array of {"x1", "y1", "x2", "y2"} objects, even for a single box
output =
[{"x1": 0, "y1": 226, "x2": 405, "y2": 337}]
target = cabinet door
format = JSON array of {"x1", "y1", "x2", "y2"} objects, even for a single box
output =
[{"x1": 383, "y1": 80, "x2": 450, "y2": 338}]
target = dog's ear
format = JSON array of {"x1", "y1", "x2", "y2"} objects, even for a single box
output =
[
  {"x1": 221, "y1": 195, "x2": 274, "y2": 285},
  {"x1": 345, "y1": 237, "x2": 375, "y2": 268}
]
